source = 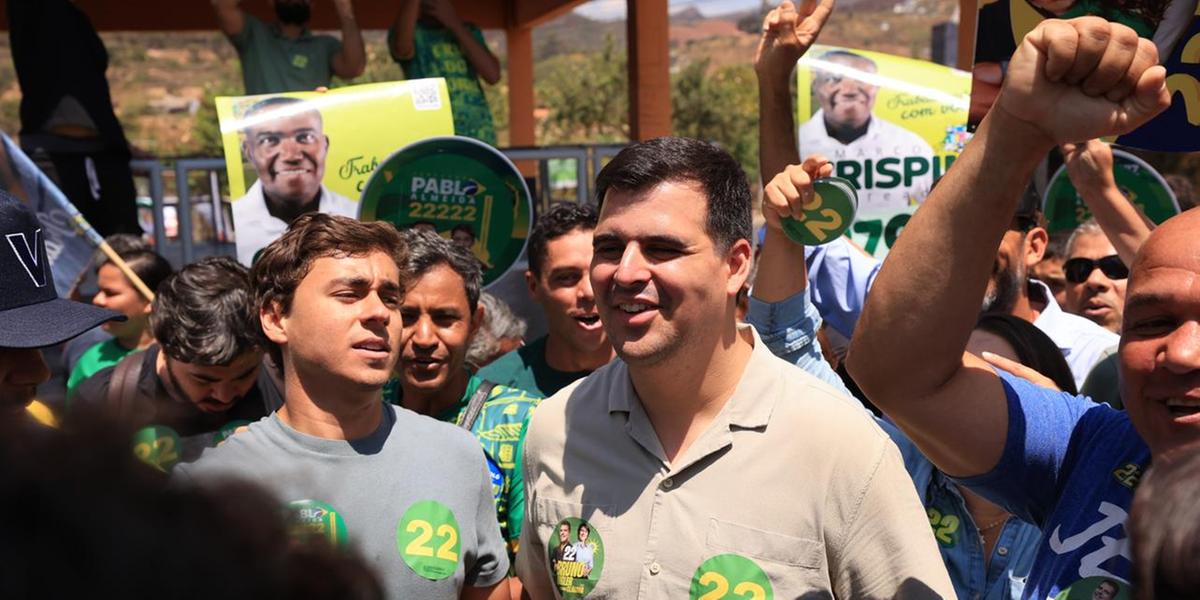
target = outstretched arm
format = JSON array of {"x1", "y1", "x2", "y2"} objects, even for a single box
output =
[
  {"x1": 846, "y1": 17, "x2": 1170, "y2": 477},
  {"x1": 330, "y1": 0, "x2": 367, "y2": 79},
  {"x1": 212, "y1": 0, "x2": 246, "y2": 36},
  {"x1": 1060, "y1": 139, "x2": 1154, "y2": 265}
]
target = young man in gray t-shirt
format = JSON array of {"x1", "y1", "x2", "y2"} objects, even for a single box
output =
[{"x1": 175, "y1": 214, "x2": 508, "y2": 600}]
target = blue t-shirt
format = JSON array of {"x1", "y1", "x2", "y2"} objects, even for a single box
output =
[{"x1": 957, "y1": 371, "x2": 1150, "y2": 599}]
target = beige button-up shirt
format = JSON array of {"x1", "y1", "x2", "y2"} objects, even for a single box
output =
[{"x1": 516, "y1": 328, "x2": 953, "y2": 599}]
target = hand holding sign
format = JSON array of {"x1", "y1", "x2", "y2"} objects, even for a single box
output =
[
  {"x1": 997, "y1": 18, "x2": 1171, "y2": 146},
  {"x1": 763, "y1": 156, "x2": 857, "y2": 245},
  {"x1": 1061, "y1": 139, "x2": 1117, "y2": 198},
  {"x1": 754, "y1": 0, "x2": 835, "y2": 81}
]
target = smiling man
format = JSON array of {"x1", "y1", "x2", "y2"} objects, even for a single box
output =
[
  {"x1": 478, "y1": 202, "x2": 613, "y2": 397},
  {"x1": 515, "y1": 137, "x2": 952, "y2": 598},
  {"x1": 176, "y1": 214, "x2": 509, "y2": 600},
  {"x1": 386, "y1": 230, "x2": 540, "y2": 570},
  {"x1": 231, "y1": 96, "x2": 356, "y2": 266}
]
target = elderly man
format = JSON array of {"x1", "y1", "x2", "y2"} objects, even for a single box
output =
[
  {"x1": 847, "y1": 15, "x2": 1176, "y2": 599},
  {"x1": 1063, "y1": 220, "x2": 1127, "y2": 333},
  {"x1": 231, "y1": 96, "x2": 356, "y2": 265}
]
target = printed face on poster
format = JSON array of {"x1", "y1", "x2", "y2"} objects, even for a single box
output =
[
  {"x1": 796, "y1": 45, "x2": 971, "y2": 257},
  {"x1": 971, "y1": 0, "x2": 1200, "y2": 151},
  {"x1": 216, "y1": 80, "x2": 455, "y2": 265}
]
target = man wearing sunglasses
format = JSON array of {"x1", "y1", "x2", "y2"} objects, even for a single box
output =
[{"x1": 1063, "y1": 220, "x2": 1128, "y2": 334}]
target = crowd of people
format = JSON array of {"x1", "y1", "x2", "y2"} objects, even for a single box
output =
[{"x1": 3, "y1": 0, "x2": 1200, "y2": 599}]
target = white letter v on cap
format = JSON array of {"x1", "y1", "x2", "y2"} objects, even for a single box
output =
[{"x1": 6, "y1": 229, "x2": 47, "y2": 288}]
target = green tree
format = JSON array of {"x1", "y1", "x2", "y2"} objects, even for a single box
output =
[
  {"x1": 671, "y1": 58, "x2": 760, "y2": 184},
  {"x1": 537, "y1": 35, "x2": 628, "y2": 144}
]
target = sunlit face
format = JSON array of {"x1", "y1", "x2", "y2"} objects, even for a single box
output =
[
  {"x1": 268, "y1": 252, "x2": 403, "y2": 392},
  {"x1": 398, "y1": 264, "x2": 480, "y2": 396},
  {"x1": 1120, "y1": 213, "x2": 1200, "y2": 457},
  {"x1": 814, "y1": 54, "x2": 878, "y2": 131},
  {"x1": 528, "y1": 228, "x2": 607, "y2": 356},
  {"x1": 243, "y1": 108, "x2": 327, "y2": 205},
  {"x1": 166, "y1": 350, "x2": 263, "y2": 414},
  {"x1": 93, "y1": 263, "x2": 151, "y2": 342},
  {"x1": 558, "y1": 524, "x2": 570, "y2": 544},
  {"x1": 1065, "y1": 233, "x2": 1126, "y2": 333},
  {"x1": 591, "y1": 181, "x2": 749, "y2": 366},
  {"x1": 0, "y1": 347, "x2": 50, "y2": 415}
]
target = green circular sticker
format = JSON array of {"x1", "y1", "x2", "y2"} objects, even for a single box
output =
[
  {"x1": 690, "y1": 554, "x2": 774, "y2": 600},
  {"x1": 396, "y1": 500, "x2": 462, "y2": 581},
  {"x1": 1052, "y1": 575, "x2": 1130, "y2": 600},
  {"x1": 1044, "y1": 149, "x2": 1179, "y2": 234},
  {"x1": 359, "y1": 136, "x2": 533, "y2": 287},
  {"x1": 548, "y1": 517, "x2": 605, "y2": 599},
  {"x1": 214, "y1": 419, "x2": 251, "y2": 444},
  {"x1": 131, "y1": 425, "x2": 182, "y2": 472},
  {"x1": 286, "y1": 499, "x2": 349, "y2": 548},
  {"x1": 780, "y1": 176, "x2": 858, "y2": 246}
]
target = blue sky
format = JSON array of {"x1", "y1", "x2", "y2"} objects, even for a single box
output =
[{"x1": 574, "y1": 0, "x2": 766, "y2": 21}]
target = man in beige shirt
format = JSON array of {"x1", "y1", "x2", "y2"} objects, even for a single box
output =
[{"x1": 515, "y1": 134, "x2": 953, "y2": 599}]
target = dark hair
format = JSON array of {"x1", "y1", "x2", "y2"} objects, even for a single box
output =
[
  {"x1": 0, "y1": 418, "x2": 382, "y2": 600},
  {"x1": 1164, "y1": 174, "x2": 1195, "y2": 211},
  {"x1": 595, "y1": 137, "x2": 752, "y2": 253},
  {"x1": 578, "y1": 522, "x2": 590, "y2": 536},
  {"x1": 527, "y1": 202, "x2": 598, "y2": 278},
  {"x1": 252, "y1": 213, "x2": 409, "y2": 367},
  {"x1": 974, "y1": 313, "x2": 1078, "y2": 395},
  {"x1": 1044, "y1": 229, "x2": 1072, "y2": 262},
  {"x1": 102, "y1": 249, "x2": 175, "y2": 298},
  {"x1": 401, "y1": 229, "x2": 482, "y2": 312},
  {"x1": 1131, "y1": 445, "x2": 1200, "y2": 600},
  {"x1": 151, "y1": 257, "x2": 261, "y2": 366},
  {"x1": 89, "y1": 233, "x2": 151, "y2": 272},
  {"x1": 450, "y1": 224, "x2": 475, "y2": 239}
]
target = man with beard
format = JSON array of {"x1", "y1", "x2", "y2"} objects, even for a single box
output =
[
  {"x1": 213, "y1": 0, "x2": 366, "y2": 95},
  {"x1": 798, "y1": 49, "x2": 937, "y2": 212},
  {"x1": 231, "y1": 96, "x2": 356, "y2": 265},
  {"x1": 982, "y1": 186, "x2": 1117, "y2": 389}
]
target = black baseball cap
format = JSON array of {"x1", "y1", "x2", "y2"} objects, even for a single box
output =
[{"x1": 0, "y1": 196, "x2": 123, "y2": 348}]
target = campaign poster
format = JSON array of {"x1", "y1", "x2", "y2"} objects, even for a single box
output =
[
  {"x1": 215, "y1": 80, "x2": 455, "y2": 265},
  {"x1": 796, "y1": 45, "x2": 971, "y2": 256},
  {"x1": 1043, "y1": 148, "x2": 1179, "y2": 233},
  {"x1": 971, "y1": 0, "x2": 1200, "y2": 152}
]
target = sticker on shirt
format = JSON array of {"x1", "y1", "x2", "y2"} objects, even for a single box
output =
[
  {"x1": 690, "y1": 554, "x2": 774, "y2": 600},
  {"x1": 214, "y1": 419, "x2": 251, "y2": 445},
  {"x1": 486, "y1": 455, "x2": 504, "y2": 501},
  {"x1": 1052, "y1": 576, "x2": 1130, "y2": 600},
  {"x1": 286, "y1": 499, "x2": 349, "y2": 549},
  {"x1": 548, "y1": 517, "x2": 605, "y2": 599},
  {"x1": 397, "y1": 500, "x2": 462, "y2": 581},
  {"x1": 926, "y1": 507, "x2": 961, "y2": 547},
  {"x1": 131, "y1": 425, "x2": 182, "y2": 472}
]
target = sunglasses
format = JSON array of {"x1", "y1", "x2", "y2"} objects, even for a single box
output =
[{"x1": 1064, "y1": 255, "x2": 1128, "y2": 284}]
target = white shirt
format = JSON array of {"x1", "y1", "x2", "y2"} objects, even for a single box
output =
[
  {"x1": 1030, "y1": 279, "x2": 1119, "y2": 390},
  {"x1": 799, "y1": 110, "x2": 937, "y2": 213},
  {"x1": 232, "y1": 181, "x2": 358, "y2": 265}
]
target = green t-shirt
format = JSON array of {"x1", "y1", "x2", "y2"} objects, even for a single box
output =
[
  {"x1": 383, "y1": 375, "x2": 540, "y2": 558},
  {"x1": 67, "y1": 338, "x2": 135, "y2": 398},
  {"x1": 388, "y1": 20, "x2": 496, "y2": 145},
  {"x1": 228, "y1": 15, "x2": 342, "y2": 95},
  {"x1": 476, "y1": 335, "x2": 592, "y2": 398}
]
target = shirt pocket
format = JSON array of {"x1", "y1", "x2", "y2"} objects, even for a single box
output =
[{"x1": 704, "y1": 518, "x2": 832, "y2": 597}]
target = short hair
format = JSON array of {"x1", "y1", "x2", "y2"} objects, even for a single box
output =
[
  {"x1": 101, "y1": 249, "x2": 175, "y2": 298},
  {"x1": 89, "y1": 234, "x2": 150, "y2": 272},
  {"x1": 240, "y1": 96, "x2": 323, "y2": 135},
  {"x1": 251, "y1": 214, "x2": 409, "y2": 366},
  {"x1": 1065, "y1": 218, "x2": 1107, "y2": 257},
  {"x1": 151, "y1": 257, "x2": 260, "y2": 366},
  {"x1": 465, "y1": 293, "x2": 527, "y2": 371},
  {"x1": 450, "y1": 224, "x2": 476, "y2": 240},
  {"x1": 974, "y1": 313, "x2": 1078, "y2": 395},
  {"x1": 402, "y1": 229, "x2": 482, "y2": 313},
  {"x1": 577, "y1": 522, "x2": 590, "y2": 536},
  {"x1": 527, "y1": 202, "x2": 598, "y2": 278},
  {"x1": 1043, "y1": 229, "x2": 1072, "y2": 262},
  {"x1": 1131, "y1": 446, "x2": 1200, "y2": 600},
  {"x1": 595, "y1": 137, "x2": 752, "y2": 253}
]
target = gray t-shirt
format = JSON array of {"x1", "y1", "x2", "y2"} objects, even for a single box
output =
[{"x1": 175, "y1": 403, "x2": 508, "y2": 599}]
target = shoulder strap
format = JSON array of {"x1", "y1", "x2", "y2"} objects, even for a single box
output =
[
  {"x1": 107, "y1": 350, "x2": 146, "y2": 420},
  {"x1": 459, "y1": 380, "x2": 496, "y2": 432}
]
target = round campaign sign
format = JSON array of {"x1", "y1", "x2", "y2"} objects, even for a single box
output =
[
  {"x1": 286, "y1": 499, "x2": 349, "y2": 549},
  {"x1": 548, "y1": 517, "x2": 605, "y2": 598},
  {"x1": 396, "y1": 500, "x2": 462, "y2": 581},
  {"x1": 131, "y1": 425, "x2": 182, "y2": 472},
  {"x1": 780, "y1": 176, "x2": 858, "y2": 246},
  {"x1": 690, "y1": 554, "x2": 774, "y2": 600},
  {"x1": 1052, "y1": 575, "x2": 1131, "y2": 600},
  {"x1": 359, "y1": 136, "x2": 533, "y2": 288},
  {"x1": 1044, "y1": 149, "x2": 1179, "y2": 234}
]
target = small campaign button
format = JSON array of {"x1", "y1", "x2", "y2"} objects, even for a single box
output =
[{"x1": 780, "y1": 176, "x2": 858, "y2": 246}]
